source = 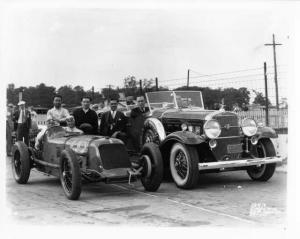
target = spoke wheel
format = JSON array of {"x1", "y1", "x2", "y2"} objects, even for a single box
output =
[
  {"x1": 60, "y1": 149, "x2": 81, "y2": 200},
  {"x1": 169, "y1": 143, "x2": 199, "y2": 189}
]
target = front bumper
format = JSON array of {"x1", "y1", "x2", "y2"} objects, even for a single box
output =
[{"x1": 198, "y1": 156, "x2": 284, "y2": 171}]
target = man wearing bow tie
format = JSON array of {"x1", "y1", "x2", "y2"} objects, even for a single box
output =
[
  {"x1": 13, "y1": 101, "x2": 31, "y2": 146},
  {"x1": 99, "y1": 98, "x2": 127, "y2": 140}
]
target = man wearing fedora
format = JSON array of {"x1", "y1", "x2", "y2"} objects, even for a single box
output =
[{"x1": 13, "y1": 100, "x2": 31, "y2": 146}]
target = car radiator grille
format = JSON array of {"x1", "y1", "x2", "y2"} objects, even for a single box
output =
[
  {"x1": 213, "y1": 114, "x2": 240, "y2": 137},
  {"x1": 99, "y1": 144, "x2": 132, "y2": 170}
]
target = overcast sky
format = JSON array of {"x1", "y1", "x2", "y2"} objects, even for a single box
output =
[{"x1": 1, "y1": 2, "x2": 294, "y2": 103}]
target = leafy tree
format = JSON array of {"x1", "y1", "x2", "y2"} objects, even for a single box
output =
[{"x1": 253, "y1": 91, "x2": 271, "y2": 106}]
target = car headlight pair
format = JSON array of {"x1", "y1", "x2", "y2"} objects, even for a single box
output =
[
  {"x1": 203, "y1": 118, "x2": 258, "y2": 139},
  {"x1": 182, "y1": 117, "x2": 258, "y2": 139}
]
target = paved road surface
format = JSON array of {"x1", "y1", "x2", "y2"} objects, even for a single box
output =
[{"x1": 6, "y1": 157, "x2": 286, "y2": 227}]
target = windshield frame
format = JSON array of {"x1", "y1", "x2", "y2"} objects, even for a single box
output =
[{"x1": 145, "y1": 91, "x2": 204, "y2": 113}]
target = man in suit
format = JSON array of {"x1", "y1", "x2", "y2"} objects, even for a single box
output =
[
  {"x1": 73, "y1": 96, "x2": 99, "y2": 134},
  {"x1": 129, "y1": 96, "x2": 150, "y2": 150},
  {"x1": 13, "y1": 101, "x2": 31, "y2": 146},
  {"x1": 99, "y1": 98, "x2": 127, "y2": 141},
  {"x1": 130, "y1": 96, "x2": 150, "y2": 118}
]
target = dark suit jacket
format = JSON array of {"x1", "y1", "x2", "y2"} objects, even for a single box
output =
[
  {"x1": 73, "y1": 108, "x2": 99, "y2": 135},
  {"x1": 130, "y1": 106, "x2": 150, "y2": 118},
  {"x1": 99, "y1": 110, "x2": 127, "y2": 137},
  {"x1": 13, "y1": 109, "x2": 31, "y2": 131}
]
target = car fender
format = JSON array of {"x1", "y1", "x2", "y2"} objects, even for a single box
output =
[
  {"x1": 256, "y1": 126, "x2": 278, "y2": 139},
  {"x1": 143, "y1": 117, "x2": 166, "y2": 143},
  {"x1": 160, "y1": 131, "x2": 205, "y2": 151},
  {"x1": 162, "y1": 131, "x2": 206, "y2": 146}
]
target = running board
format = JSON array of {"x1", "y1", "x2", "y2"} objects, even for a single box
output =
[{"x1": 198, "y1": 156, "x2": 284, "y2": 171}]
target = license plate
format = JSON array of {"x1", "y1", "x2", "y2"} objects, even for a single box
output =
[{"x1": 227, "y1": 144, "x2": 243, "y2": 154}]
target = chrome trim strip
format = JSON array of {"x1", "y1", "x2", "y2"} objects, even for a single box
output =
[
  {"x1": 198, "y1": 156, "x2": 283, "y2": 170},
  {"x1": 216, "y1": 135, "x2": 243, "y2": 139}
]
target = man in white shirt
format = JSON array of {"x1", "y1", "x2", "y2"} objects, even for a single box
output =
[
  {"x1": 47, "y1": 95, "x2": 70, "y2": 126},
  {"x1": 13, "y1": 101, "x2": 31, "y2": 145}
]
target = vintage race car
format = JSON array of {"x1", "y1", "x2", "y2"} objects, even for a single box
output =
[
  {"x1": 139, "y1": 91, "x2": 284, "y2": 189},
  {"x1": 11, "y1": 126, "x2": 163, "y2": 200}
]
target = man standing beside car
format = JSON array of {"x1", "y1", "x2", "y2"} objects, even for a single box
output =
[
  {"x1": 99, "y1": 98, "x2": 127, "y2": 141},
  {"x1": 130, "y1": 96, "x2": 150, "y2": 118},
  {"x1": 129, "y1": 96, "x2": 149, "y2": 150},
  {"x1": 73, "y1": 96, "x2": 98, "y2": 134},
  {"x1": 47, "y1": 95, "x2": 70, "y2": 126},
  {"x1": 13, "y1": 101, "x2": 31, "y2": 146}
]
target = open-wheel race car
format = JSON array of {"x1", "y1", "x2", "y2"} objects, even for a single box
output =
[
  {"x1": 11, "y1": 125, "x2": 163, "y2": 200},
  {"x1": 138, "y1": 91, "x2": 284, "y2": 189}
]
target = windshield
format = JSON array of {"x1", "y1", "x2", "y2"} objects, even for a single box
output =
[
  {"x1": 175, "y1": 91, "x2": 203, "y2": 108},
  {"x1": 146, "y1": 91, "x2": 203, "y2": 109},
  {"x1": 146, "y1": 91, "x2": 176, "y2": 109}
]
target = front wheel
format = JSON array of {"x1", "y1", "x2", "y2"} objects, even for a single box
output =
[
  {"x1": 140, "y1": 142, "x2": 164, "y2": 192},
  {"x1": 11, "y1": 141, "x2": 31, "y2": 184},
  {"x1": 60, "y1": 149, "x2": 82, "y2": 200},
  {"x1": 247, "y1": 138, "x2": 276, "y2": 181},
  {"x1": 169, "y1": 143, "x2": 199, "y2": 189}
]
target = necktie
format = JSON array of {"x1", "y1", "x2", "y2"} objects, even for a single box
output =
[
  {"x1": 112, "y1": 111, "x2": 115, "y2": 119},
  {"x1": 21, "y1": 110, "x2": 25, "y2": 123}
]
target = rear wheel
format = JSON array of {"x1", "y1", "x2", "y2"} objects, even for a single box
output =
[
  {"x1": 140, "y1": 142, "x2": 163, "y2": 192},
  {"x1": 169, "y1": 143, "x2": 199, "y2": 189},
  {"x1": 247, "y1": 139, "x2": 276, "y2": 181},
  {"x1": 11, "y1": 141, "x2": 31, "y2": 184},
  {"x1": 60, "y1": 149, "x2": 82, "y2": 200}
]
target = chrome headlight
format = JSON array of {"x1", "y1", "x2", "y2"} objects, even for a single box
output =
[
  {"x1": 204, "y1": 120, "x2": 221, "y2": 139},
  {"x1": 241, "y1": 118, "x2": 257, "y2": 136}
]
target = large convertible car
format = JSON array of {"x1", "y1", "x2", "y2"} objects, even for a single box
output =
[
  {"x1": 140, "y1": 91, "x2": 284, "y2": 189},
  {"x1": 11, "y1": 126, "x2": 163, "y2": 200}
]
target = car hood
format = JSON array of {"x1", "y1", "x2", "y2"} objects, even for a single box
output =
[{"x1": 65, "y1": 135, "x2": 122, "y2": 155}]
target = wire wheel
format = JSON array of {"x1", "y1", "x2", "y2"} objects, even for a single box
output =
[
  {"x1": 170, "y1": 143, "x2": 199, "y2": 189},
  {"x1": 59, "y1": 149, "x2": 81, "y2": 200},
  {"x1": 61, "y1": 157, "x2": 73, "y2": 194},
  {"x1": 174, "y1": 151, "x2": 188, "y2": 179}
]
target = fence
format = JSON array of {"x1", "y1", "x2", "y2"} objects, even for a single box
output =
[{"x1": 237, "y1": 109, "x2": 288, "y2": 129}]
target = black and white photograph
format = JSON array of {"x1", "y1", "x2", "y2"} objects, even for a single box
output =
[{"x1": 1, "y1": 0, "x2": 299, "y2": 238}]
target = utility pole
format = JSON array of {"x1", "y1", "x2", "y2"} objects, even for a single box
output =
[
  {"x1": 187, "y1": 69, "x2": 190, "y2": 89},
  {"x1": 139, "y1": 80, "x2": 143, "y2": 95},
  {"x1": 155, "y1": 77, "x2": 158, "y2": 91},
  {"x1": 264, "y1": 62, "x2": 269, "y2": 126},
  {"x1": 106, "y1": 84, "x2": 113, "y2": 100},
  {"x1": 264, "y1": 34, "x2": 282, "y2": 110},
  {"x1": 91, "y1": 86, "x2": 94, "y2": 102}
]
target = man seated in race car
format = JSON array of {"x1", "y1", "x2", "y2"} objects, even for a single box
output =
[
  {"x1": 64, "y1": 115, "x2": 83, "y2": 135},
  {"x1": 35, "y1": 118, "x2": 59, "y2": 150}
]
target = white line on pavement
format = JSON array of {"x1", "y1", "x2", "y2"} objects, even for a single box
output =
[{"x1": 113, "y1": 184, "x2": 256, "y2": 225}]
